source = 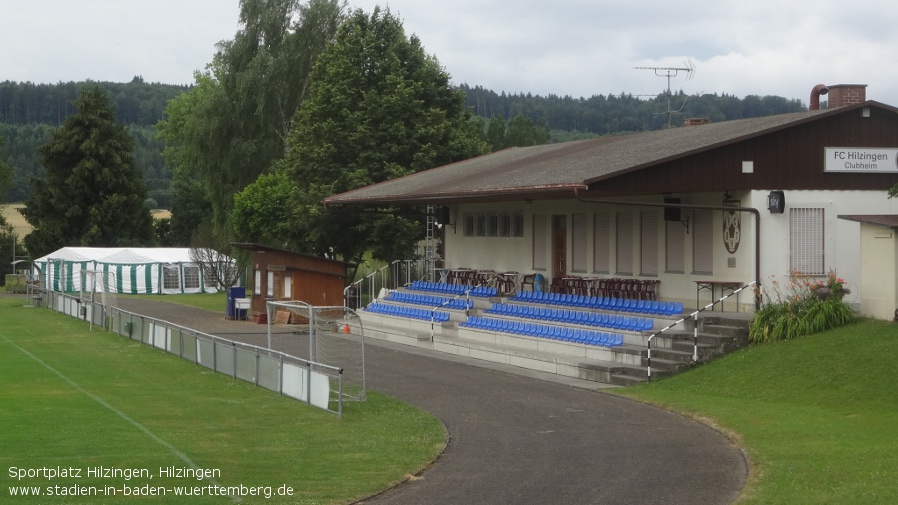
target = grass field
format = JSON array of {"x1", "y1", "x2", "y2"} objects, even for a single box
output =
[
  {"x1": 1, "y1": 203, "x2": 170, "y2": 239},
  {"x1": 0, "y1": 295, "x2": 445, "y2": 504},
  {"x1": 618, "y1": 318, "x2": 898, "y2": 504},
  {"x1": 119, "y1": 292, "x2": 228, "y2": 312},
  {"x1": 1, "y1": 203, "x2": 32, "y2": 237}
]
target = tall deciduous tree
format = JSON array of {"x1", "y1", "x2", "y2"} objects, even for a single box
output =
[
  {"x1": 234, "y1": 7, "x2": 489, "y2": 268},
  {"x1": 20, "y1": 86, "x2": 154, "y2": 258},
  {"x1": 157, "y1": 0, "x2": 346, "y2": 243}
]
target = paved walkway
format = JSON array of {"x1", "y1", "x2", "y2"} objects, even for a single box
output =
[{"x1": 115, "y1": 298, "x2": 747, "y2": 505}]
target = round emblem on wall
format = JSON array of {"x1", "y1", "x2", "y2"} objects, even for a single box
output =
[{"x1": 723, "y1": 209, "x2": 741, "y2": 254}]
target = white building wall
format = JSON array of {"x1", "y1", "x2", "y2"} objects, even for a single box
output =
[
  {"x1": 751, "y1": 189, "x2": 898, "y2": 311},
  {"x1": 442, "y1": 189, "x2": 898, "y2": 313},
  {"x1": 445, "y1": 194, "x2": 760, "y2": 311}
]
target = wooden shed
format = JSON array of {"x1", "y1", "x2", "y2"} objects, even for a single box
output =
[{"x1": 232, "y1": 243, "x2": 350, "y2": 320}]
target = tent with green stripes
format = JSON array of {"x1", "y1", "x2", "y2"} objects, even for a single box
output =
[{"x1": 33, "y1": 247, "x2": 233, "y2": 294}]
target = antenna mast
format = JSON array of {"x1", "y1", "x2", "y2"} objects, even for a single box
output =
[{"x1": 634, "y1": 60, "x2": 695, "y2": 128}]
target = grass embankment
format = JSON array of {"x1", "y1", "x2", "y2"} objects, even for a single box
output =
[
  {"x1": 0, "y1": 295, "x2": 445, "y2": 504},
  {"x1": 618, "y1": 318, "x2": 898, "y2": 504}
]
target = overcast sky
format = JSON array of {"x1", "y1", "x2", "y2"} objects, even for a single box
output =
[{"x1": 3, "y1": 0, "x2": 897, "y2": 106}]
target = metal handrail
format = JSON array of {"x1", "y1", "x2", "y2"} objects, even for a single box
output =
[
  {"x1": 344, "y1": 260, "x2": 409, "y2": 308},
  {"x1": 429, "y1": 276, "x2": 498, "y2": 340},
  {"x1": 646, "y1": 281, "x2": 757, "y2": 381}
]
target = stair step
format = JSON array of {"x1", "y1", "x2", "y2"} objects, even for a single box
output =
[{"x1": 355, "y1": 299, "x2": 754, "y2": 386}]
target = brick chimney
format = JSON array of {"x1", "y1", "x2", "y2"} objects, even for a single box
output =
[{"x1": 825, "y1": 84, "x2": 867, "y2": 108}]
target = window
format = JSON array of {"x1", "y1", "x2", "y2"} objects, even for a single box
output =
[
  {"x1": 665, "y1": 220, "x2": 685, "y2": 273},
  {"x1": 463, "y1": 215, "x2": 475, "y2": 236},
  {"x1": 790, "y1": 207, "x2": 825, "y2": 275},
  {"x1": 183, "y1": 266, "x2": 200, "y2": 289},
  {"x1": 616, "y1": 212, "x2": 634, "y2": 275},
  {"x1": 593, "y1": 212, "x2": 610, "y2": 273},
  {"x1": 267, "y1": 271, "x2": 274, "y2": 297},
  {"x1": 692, "y1": 210, "x2": 713, "y2": 274},
  {"x1": 163, "y1": 265, "x2": 179, "y2": 290},
  {"x1": 463, "y1": 212, "x2": 526, "y2": 238},
  {"x1": 254, "y1": 269, "x2": 261, "y2": 295},
  {"x1": 640, "y1": 211, "x2": 659, "y2": 276},
  {"x1": 571, "y1": 213, "x2": 588, "y2": 272},
  {"x1": 499, "y1": 215, "x2": 512, "y2": 237},
  {"x1": 284, "y1": 276, "x2": 292, "y2": 298},
  {"x1": 532, "y1": 214, "x2": 547, "y2": 270},
  {"x1": 486, "y1": 215, "x2": 498, "y2": 236}
]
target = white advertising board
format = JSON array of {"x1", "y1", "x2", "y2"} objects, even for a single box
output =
[{"x1": 825, "y1": 147, "x2": 898, "y2": 173}]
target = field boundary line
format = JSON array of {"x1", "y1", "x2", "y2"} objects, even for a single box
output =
[{"x1": 1, "y1": 333, "x2": 239, "y2": 503}]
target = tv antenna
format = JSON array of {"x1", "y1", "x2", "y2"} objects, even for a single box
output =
[{"x1": 634, "y1": 60, "x2": 696, "y2": 128}]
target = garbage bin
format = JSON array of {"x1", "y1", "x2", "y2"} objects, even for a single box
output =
[
  {"x1": 226, "y1": 287, "x2": 247, "y2": 320},
  {"x1": 533, "y1": 274, "x2": 546, "y2": 293}
]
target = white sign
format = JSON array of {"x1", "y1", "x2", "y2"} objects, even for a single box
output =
[{"x1": 825, "y1": 147, "x2": 898, "y2": 173}]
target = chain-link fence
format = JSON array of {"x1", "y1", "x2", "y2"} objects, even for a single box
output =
[{"x1": 31, "y1": 289, "x2": 349, "y2": 416}]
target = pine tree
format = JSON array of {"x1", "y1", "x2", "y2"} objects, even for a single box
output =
[{"x1": 21, "y1": 86, "x2": 154, "y2": 258}]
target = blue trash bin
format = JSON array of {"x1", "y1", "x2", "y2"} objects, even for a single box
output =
[{"x1": 533, "y1": 274, "x2": 546, "y2": 293}]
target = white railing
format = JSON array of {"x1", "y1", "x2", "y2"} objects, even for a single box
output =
[{"x1": 646, "y1": 281, "x2": 757, "y2": 381}]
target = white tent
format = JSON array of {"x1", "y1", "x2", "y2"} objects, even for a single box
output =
[{"x1": 33, "y1": 247, "x2": 234, "y2": 294}]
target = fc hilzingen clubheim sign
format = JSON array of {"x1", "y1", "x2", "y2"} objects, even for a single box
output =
[{"x1": 825, "y1": 147, "x2": 898, "y2": 172}]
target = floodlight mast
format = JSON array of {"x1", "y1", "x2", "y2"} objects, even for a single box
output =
[{"x1": 634, "y1": 60, "x2": 696, "y2": 128}]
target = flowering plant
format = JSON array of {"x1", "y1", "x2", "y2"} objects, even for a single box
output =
[
  {"x1": 750, "y1": 269, "x2": 854, "y2": 343},
  {"x1": 808, "y1": 271, "x2": 850, "y2": 301}
]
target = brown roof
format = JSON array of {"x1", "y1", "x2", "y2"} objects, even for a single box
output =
[
  {"x1": 837, "y1": 215, "x2": 898, "y2": 229},
  {"x1": 323, "y1": 101, "x2": 892, "y2": 206}
]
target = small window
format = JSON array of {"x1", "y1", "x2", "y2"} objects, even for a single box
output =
[
  {"x1": 183, "y1": 266, "x2": 200, "y2": 289},
  {"x1": 499, "y1": 215, "x2": 512, "y2": 237},
  {"x1": 486, "y1": 215, "x2": 498, "y2": 236},
  {"x1": 463, "y1": 215, "x2": 475, "y2": 236},
  {"x1": 476, "y1": 215, "x2": 487, "y2": 236},
  {"x1": 163, "y1": 265, "x2": 179, "y2": 290}
]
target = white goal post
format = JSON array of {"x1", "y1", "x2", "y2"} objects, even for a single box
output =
[{"x1": 265, "y1": 300, "x2": 366, "y2": 402}]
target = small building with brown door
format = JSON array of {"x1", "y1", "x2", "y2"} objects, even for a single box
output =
[{"x1": 232, "y1": 243, "x2": 350, "y2": 318}]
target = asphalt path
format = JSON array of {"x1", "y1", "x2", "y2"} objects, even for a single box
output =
[{"x1": 115, "y1": 298, "x2": 747, "y2": 505}]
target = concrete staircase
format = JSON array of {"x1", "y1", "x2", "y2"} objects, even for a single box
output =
[{"x1": 353, "y1": 291, "x2": 753, "y2": 387}]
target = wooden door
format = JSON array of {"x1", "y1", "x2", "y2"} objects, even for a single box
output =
[{"x1": 552, "y1": 215, "x2": 567, "y2": 280}]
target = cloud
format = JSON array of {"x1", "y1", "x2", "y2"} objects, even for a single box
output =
[{"x1": 2, "y1": 0, "x2": 896, "y2": 105}]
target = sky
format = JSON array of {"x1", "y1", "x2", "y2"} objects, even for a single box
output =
[{"x1": 3, "y1": 0, "x2": 898, "y2": 106}]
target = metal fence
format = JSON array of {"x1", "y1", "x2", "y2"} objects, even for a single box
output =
[{"x1": 32, "y1": 289, "x2": 348, "y2": 416}]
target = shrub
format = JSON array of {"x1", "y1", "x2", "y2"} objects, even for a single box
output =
[{"x1": 749, "y1": 270, "x2": 855, "y2": 343}]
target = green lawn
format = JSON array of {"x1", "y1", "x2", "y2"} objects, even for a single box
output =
[
  {"x1": 0, "y1": 296, "x2": 445, "y2": 504},
  {"x1": 617, "y1": 318, "x2": 898, "y2": 504},
  {"x1": 119, "y1": 291, "x2": 228, "y2": 312}
]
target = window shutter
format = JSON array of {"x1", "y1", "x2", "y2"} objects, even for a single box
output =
[
  {"x1": 692, "y1": 210, "x2": 713, "y2": 274},
  {"x1": 640, "y1": 211, "x2": 659, "y2": 276},
  {"x1": 572, "y1": 213, "x2": 587, "y2": 272},
  {"x1": 790, "y1": 207, "x2": 825, "y2": 275},
  {"x1": 593, "y1": 212, "x2": 610, "y2": 273},
  {"x1": 665, "y1": 220, "x2": 685, "y2": 273},
  {"x1": 532, "y1": 214, "x2": 547, "y2": 270},
  {"x1": 616, "y1": 212, "x2": 634, "y2": 275}
]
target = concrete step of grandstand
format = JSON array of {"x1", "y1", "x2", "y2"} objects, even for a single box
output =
[{"x1": 356, "y1": 291, "x2": 753, "y2": 386}]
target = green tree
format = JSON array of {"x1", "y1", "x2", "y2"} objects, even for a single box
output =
[
  {"x1": 157, "y1": 0, "x2": 346, "y2": 242},
  {"x1": 234, "y1": 7, "x2": 489, "y2": 267},
  {"x1": 486, "y1": 114, "x2": 506, "y2": 151},
  {"x1": 0, "y1": 137, "x2": 12, "y2": 200},
  {"x1": 20, "y1": 86, "x2": 154, "y2": 258},
  {"x1": 504, "y1": 112, "x2": 551, "y2": 147},
  {"x1": 0, "y1": 136, "x2": 19, "y2": 282}
]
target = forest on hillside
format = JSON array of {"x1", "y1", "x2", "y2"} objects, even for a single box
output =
[{"x1": 0, "y1": 78, "x2": 807, "y2": 205}]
